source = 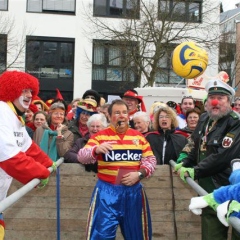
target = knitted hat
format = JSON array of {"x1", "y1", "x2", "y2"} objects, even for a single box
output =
[
  {"x1": 82, "y1": 89, "x2": 101, "y2": 106},
  {"x1": 0, "y1": 71, "x2": 39, "y2": 102}
]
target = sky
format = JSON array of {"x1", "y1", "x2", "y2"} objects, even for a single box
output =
[{"x1": 221, "y1": 0, "x2": 240, "y2": 11}]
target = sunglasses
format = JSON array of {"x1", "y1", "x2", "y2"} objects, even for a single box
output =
[
  {"x1": 182, "y1": 95, "x2": 193, "y2": 100},
  {"x1": 181, "y1": 95, "x2": 195, "y2": 104},
  {"x1": 78, "y1": 102, "x2": 97, "y2": 111}
]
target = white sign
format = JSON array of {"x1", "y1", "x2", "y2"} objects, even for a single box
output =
[{"x1": 107, "y1": 95, "x2": 121, "y2": 103}]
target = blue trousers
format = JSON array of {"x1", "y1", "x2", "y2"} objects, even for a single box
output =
[{"x1": 86, "y1": 179, "x2": 152, "y2": 240}]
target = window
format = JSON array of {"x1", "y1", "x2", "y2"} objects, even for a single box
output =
[
  {"x1": 155, "y1": 46, "x2": 183, "y2": 85},
  {"x1": 219, "y1": 42, "x2": 235, "y2": 63},
  {"x1": 0, "y1": 0, "x2": 7, "y2": 10},
  {"x1": 159, "y1": 0, "x2": 202, "y2": 23},
  {"x1": 92, "y1": 40, "x2": 138, "y2": 82},
  {"x1": 94, "y1": 0, "x2": 140, "y2": 18},
  {"x1": 26, "y1": 37, "x2": 74, "y2": 80},
  {"x1": 0, "y1": 35, "x2": 7, "y2": 73},
  {"x1": 27, "y1": 0, "x2": 75, "y2": 14}
]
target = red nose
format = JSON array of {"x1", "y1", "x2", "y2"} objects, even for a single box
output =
[{"x1": 211, "y1": 99, "x2": 218, "y2": 106}]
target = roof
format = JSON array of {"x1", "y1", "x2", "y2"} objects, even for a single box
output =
[{"x1": 220, "y1": 8, "x2": 240, "y2": 23}]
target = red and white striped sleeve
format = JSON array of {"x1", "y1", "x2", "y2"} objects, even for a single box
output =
[{"x1": 77, "y1": 146, "x2": 97, "y2": 164}]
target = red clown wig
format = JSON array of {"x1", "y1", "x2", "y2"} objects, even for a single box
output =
[{"x1": 0, "y1": 71, "x2": 39, "y2": 102}]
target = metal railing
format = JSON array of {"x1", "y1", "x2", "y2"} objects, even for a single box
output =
[
  {"x1": 169, "y1": 160, "x2": 240, "y2": 234},
  {"x1": 0, "y1": 157, "x2": 64, "y2": 213}
]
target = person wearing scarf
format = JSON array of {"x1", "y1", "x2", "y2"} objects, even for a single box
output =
[
  {"x1": 68, "y1": 99, "x2": 98, "y2": 142},
  {"x1": 33, "y1": 102, "x2": 74, "y2": 162}
]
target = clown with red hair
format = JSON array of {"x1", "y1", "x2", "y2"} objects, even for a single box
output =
[{"x1": 0, "y1": 71, "x2": 56, "y2": 239}]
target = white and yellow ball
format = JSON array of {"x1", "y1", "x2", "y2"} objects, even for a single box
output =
[{"x1": 171, "y1": 42, "x2": 208, "y2": 79}]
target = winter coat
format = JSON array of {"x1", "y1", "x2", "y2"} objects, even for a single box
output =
[
  {"x1": 182, "y1": 111, "x2": 240, "y2": 188},
  {"x1": 33, "y1": 124, "x2": 74, "y2": 157},
  {"x1": 146, "y1": 128, "x2": 188, "y2": 165},
  {"x1": 64, "y1": 133, "x2": 98, "y2": 173}
]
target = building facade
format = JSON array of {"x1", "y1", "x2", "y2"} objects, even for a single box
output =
[
  {"x1": 220, "y1": 6, "x2": 240, "y2": 94},
  {"x1": 0, "y1": 0, "x2": 219, "y2": 102}
]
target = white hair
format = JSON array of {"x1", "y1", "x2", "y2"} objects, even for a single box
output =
[
  {"x1": 132, "y1": 111, "x2": 150, "y2": 123},
  {"x1": 87, "y1": 113, "x2": 108, "y2": 128}
]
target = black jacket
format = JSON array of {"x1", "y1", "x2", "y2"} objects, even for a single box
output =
[
  {"x1": 64, "y1": 133, "x2": 97, "y2": 173},
  {"x1": 146, "y1": 128, "x2": 188, "y2": 165},
  {"x1": 182, "y1": 111, "x2": 240, "y2": 188}
]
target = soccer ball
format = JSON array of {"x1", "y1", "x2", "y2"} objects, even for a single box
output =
[{"x1": 171, "y1": 42, "x2": 208, "y2": 79}]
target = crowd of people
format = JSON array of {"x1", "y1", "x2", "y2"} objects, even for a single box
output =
[{"x1": 1, "y1": 70, "x2": 240, "y2": 240}]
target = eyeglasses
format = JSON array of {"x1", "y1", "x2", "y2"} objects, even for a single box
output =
[
  {"x1": 159, "y1": 115, "x2": 170, "y2": 119},
  {"x1": 85, "y1": 95, "x2": 95, "y2": 100},
  {"x1": 78, "y1": 102, "x2": 97, "y2": 111}
]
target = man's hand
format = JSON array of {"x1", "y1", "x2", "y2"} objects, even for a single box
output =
[
  {"x1": 121, "y1": 172, "x2": 139, "y2": 186},
  {"x1": 95, "y1": 143, "x2": 113, "y2": 154},
  {"x1": 38, "y1": 177, "x2": 49, "y2": 189},
  {"x1": 189, "y1": 196, "x2": 208, "y2": 215},
  {"x1": 216, "y1": 201, "x2": 230, "y2": 227},
  {"x1": 51, "y1": 162, "x2": 57, "y2": 172},
  {"x1": 178, "y1": 167, "x2": 194, "y2": 183},
  {"x1": 217, "y1": 200, "x2": 240, "y2": 227},
  {"x1": 174, "y1": 162, "x2": 183, "y2": 172}
]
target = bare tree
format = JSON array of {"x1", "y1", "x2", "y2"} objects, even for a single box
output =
[
  {"x1": 219, "y1": 32, "x2": 238, "y2": 87},
  {"x1": 0, "y1": 13, "x2": 31, "y2": 73},
  {"x1": 82, "y1": 0, "x2": 220, "y2": 87}
]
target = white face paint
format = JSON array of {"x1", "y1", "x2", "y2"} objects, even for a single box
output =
[{"x1": 18, "y1": 95, "x2": 31, "y2": 109}]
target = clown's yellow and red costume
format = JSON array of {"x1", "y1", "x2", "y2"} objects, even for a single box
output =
[{"x1": 78, "y1": 126, "x2": 156, "y2": 240}]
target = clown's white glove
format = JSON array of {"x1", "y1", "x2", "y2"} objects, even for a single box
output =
[
  {"x1": 189, "y1": 196, "x2": 208, "y2": 215},
  {"x1": 216, "y1": 200, "x2": 230, "y2": 227}
]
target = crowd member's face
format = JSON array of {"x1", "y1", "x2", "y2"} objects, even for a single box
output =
[
  {"x1": 110, "y1": 103, "x2": 129, "y2": 133},
  {"x1": 25, "y1": 109, "x2": 34, "y2": 123},
  {"x1": 234, "y1": 99, "x2": 240, "y2": 113},
  {"x1": 79, "y1": 111, "x2": 91, "y2": 126},
  {"x1": 51, "y1": 109, "x2": 65, "y2": 125},
  {"x1": 181, "y1": 98, "x2": 195, "y2": 114},
  {"x1": 85, "y1": 95, "x2": 95, "y2": 101},
  {"x1": 35, "y1": 103, "x2": 43, "y2": 111},
  {"x1": 88, "y1": 120, "x2": 104, "y2": 135},
  {"x1": 207, "y1": 94, "x2": 231, "y2": 121},
  {"x1": 13, "y1": 89, "x2": 32, "y2": 112},
  {"x1": 122, "y1": 97, "x2": 138, "y2": 112},
  {"x1": 72, "y1": 101, "x2": 78, "y2": 115},
  {"x1": 158, "y1": 111, "x2": 172, "y2": 130},
  {"x1": 133, "y1": 117, "x2": 149, "y2": 133},
  {"x1": 99, "y1": 107, "x2": 109, "y2": 122},
  {"x1": 187, "y1": 112, "x2": 199, "y2": 130},
  {"x1": 34, "y1": 113, "x2": 47, "y2": 128}
]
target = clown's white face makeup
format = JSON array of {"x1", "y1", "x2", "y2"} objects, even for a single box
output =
[
  {"x1": 13, "y1": 89, "x2": 32, "y2": 112},
  {"x1": 19, "y1": 95, "x2": 31, "y2": 108}
]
